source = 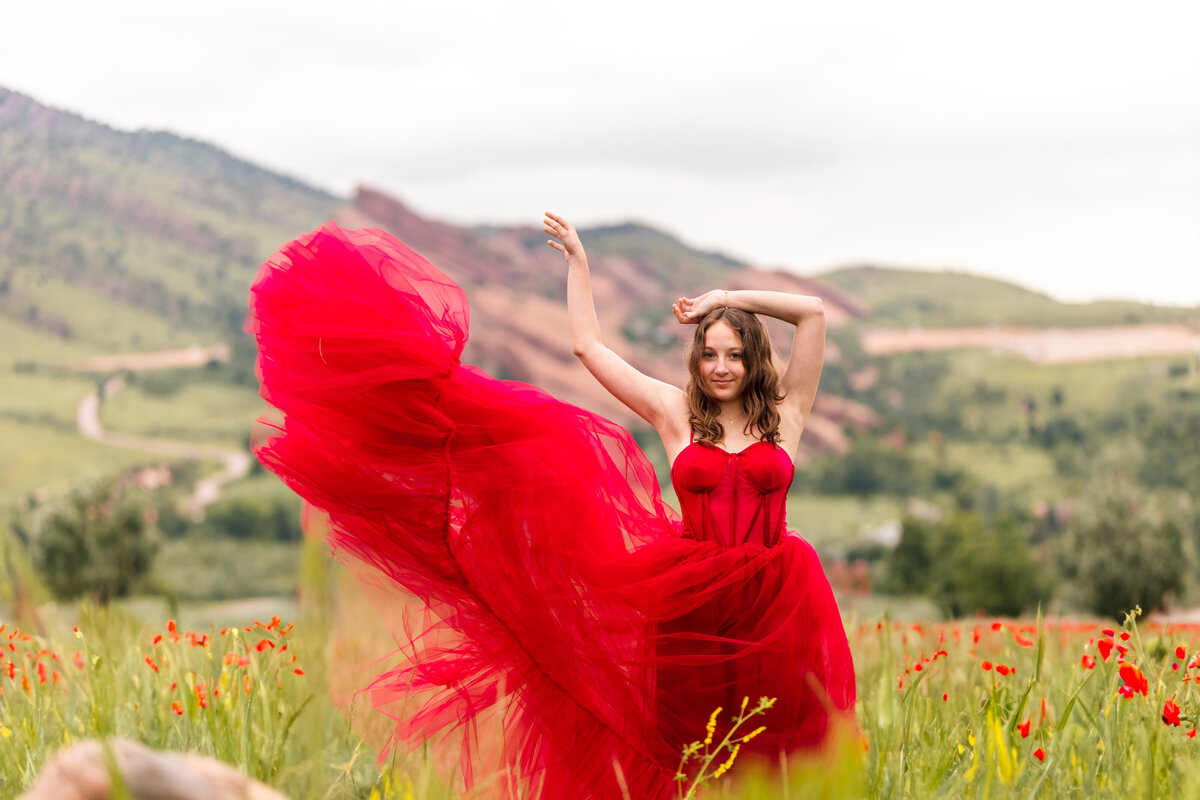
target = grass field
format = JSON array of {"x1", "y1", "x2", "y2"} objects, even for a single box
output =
[
  {"x1": 910, "y1": 440, "x2": 1063, "y2": 497},
  {"x1": 99, "y1": 378, "x2": 263, "y2": 447},
  {"x1": 786, "y1": 493, "x2": 904, "y2": 551},
  {"x1": 0, "y1": 419, "x2": 152, "y2": 506},
  {"x1": 5, "y1": 594, "x2": 1199, "y2": 798}
]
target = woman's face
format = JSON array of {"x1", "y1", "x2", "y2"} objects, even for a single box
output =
[{"x1": 699, "y1": 320, "x2": 746, "y2": 402}]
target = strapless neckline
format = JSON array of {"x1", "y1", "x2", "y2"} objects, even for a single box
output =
[
  {"x1": 670, "y1": 439, "x2": 774, "y2": 470},
  {"x1": 696, "y1": 440, "x2": 776, "y2": 456}
]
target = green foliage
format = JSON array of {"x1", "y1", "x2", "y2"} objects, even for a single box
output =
[
  {"x1": 887, "y1": 512, "x2": 1050, "y2": 616},
  {"x1": 1061, "y1": 473, "x2": 1190, "y2": 619},
  {"x1": 1130, "y1": 392, "x2": 1200, "y2": 493},
  {"x1": 27, "y1": 477, "x2": 158, "y2": 603},
  {"x1": 808, "y1": 439, "x2": 928, "y2": 496},
  {"x1": 820, "y1": 264, "x2": 1194, "y2": 326},
  {"x1": 199, "y1": 496, "x2": 302, "y2": 542}
]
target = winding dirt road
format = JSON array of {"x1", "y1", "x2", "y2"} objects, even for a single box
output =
[{"x1": 72, "y1": 347, "x2": 252, "y2": 519}]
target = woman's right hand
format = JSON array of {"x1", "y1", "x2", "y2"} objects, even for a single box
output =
[
  {"x1": 544, "y1": 212, "x2": 586, "y2": 263},
  {"x1": 672, "y1": 290, "x2": 727, "y2": 324}
]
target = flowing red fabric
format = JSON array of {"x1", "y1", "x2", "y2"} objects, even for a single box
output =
[{"x1": 247, "y1": 223, "x2": 856, "y2": 799}]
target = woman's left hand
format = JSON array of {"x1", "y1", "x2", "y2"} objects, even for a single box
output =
[
  {"x1": 672, "y1": 290, "x2": 727, "y2": 324},
  {"x1": 544, "y1": 212, "x2": 586, "y2": 263}
]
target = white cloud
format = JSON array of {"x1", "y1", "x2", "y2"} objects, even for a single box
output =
[{"x1": 2, "y1": 0, "x2": 1197, "y2": 302}]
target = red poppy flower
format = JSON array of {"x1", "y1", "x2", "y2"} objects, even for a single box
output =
[
  {"x1": 1163, "y1": 697, "x2": 1182, "y2": 727},
  {"x1": 996, "y1": 664, "x2": 1011, "y2": 676},
  {"x1": 1018, "y1": 717, "x2": 1031, "y2": 738},
  {"x1": 1176, "y1": 646, "x2": 1187, "y2": 660},
  {"x1": 1098, "y1": 639, "x2": 1114, "y2": 661},
  {"x1": 1081, "y1": 654, "x2": 1096, "y2": 670},
  {"x1": 1119, "y1": 631, "x2": 1131, "y2": 642},
  {"x1": 1119, "y1": 663, "x2": 1149, "y2": 696},
  {"x1": 981, "y1": 660, "x2": 993, "y2": 671},
  {"x1": 1033, "y1": 748, "x2": 1045, "y2": 761}
]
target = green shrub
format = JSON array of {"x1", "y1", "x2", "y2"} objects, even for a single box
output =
[
  {"x1": 28, "y1": 477, "x2": 158, "y2": 603},
  {"x1": 887, "y1": 511, "x2": 1050, "y2": 616},
  {"x1": 1062, "y1": 473, "x2": 1189, "y2": 619}
]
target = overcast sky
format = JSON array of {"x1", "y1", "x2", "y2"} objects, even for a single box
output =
[{"x1": 4, "y1": 0, "x2": 1198, "y2": 305}]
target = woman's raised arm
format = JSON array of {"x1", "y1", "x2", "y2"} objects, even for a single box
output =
[
  {"x1": 544, "y1": 212, "x2": 686, "y2": 433},
  {"x1": 674, "y1": 288, "x2": 825, "y2": 423}
]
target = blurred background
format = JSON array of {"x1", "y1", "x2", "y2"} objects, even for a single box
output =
[{"x1": 1, "y1": 0, "x2": 1197, "y2": 624}]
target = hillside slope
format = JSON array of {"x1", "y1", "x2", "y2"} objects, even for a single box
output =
[
  {"x1": 0, "y1": 86, "x2": 342, "y2": 358},
  {"x1": 820, "y1": 265, "x2": 1195, "y2": 328}
]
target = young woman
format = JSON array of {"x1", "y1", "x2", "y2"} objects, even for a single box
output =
[
  {"x1": 545, "y1": 210, "x2": 855, "y2": 761},
  {"x1": 249, "y1": 217, "x2": 855, "y2": 800}
]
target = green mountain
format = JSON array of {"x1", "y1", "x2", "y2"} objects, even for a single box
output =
[
  {"x1": 819, "y1": 265, "x2": 1195, "y2": 328},
  {"x1": 0, "y1": 86, "x2": 342, "y2": 360}
]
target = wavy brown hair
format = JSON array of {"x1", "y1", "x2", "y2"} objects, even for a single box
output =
[{"x1": 686, "y1": 307, "x2": 784, "y2": 446}]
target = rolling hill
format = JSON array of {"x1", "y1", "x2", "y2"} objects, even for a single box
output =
[{"x1": 2, "y1": 84, "x2": 1195, "y2": 507}]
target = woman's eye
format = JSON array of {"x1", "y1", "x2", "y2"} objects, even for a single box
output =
[
  {"x1": 731, "y1": 353, "x2": 741, "y2": 360},
  {"x1": 703, "y1": 352, "x2": 715, "y2": 359}
]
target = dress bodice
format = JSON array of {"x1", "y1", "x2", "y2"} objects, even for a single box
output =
[{"x1": 670, "y1": 441, "x2": 794, "y2": 547}]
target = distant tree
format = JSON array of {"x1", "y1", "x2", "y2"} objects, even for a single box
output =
[
  {"x1": 815, "y1": 438, "x2": 927, "y2": 497},
  {"x1": 1063, "y1": 473, "x2": 1188, "y2": 620},
  {"x1": 886, "y1": 511, "x2": 1049, "y2": 616},
  {"x1": 934, "y1": 512, "x2": 1048, "y2": 617},
  {"x1": 29, "y1": 477, "x2": 158, "y2": 603},
  {"x1": 200, "y1": 497, "x2": 301, "y2": 542},
  {"x1": 1137, "y1": 402, "x2": 1200, "y2": 492},
  {"x1": 886, "y1": 516, "x2": 933, "y2": 594}
]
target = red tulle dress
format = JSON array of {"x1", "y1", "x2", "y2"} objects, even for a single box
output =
[{"x1": 247, "y1": 223, "x2": 856, "y2": 800}]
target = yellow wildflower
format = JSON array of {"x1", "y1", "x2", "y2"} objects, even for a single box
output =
[
  {"x1": 741, "y1": 726, "x2": 767, "y2": 744},
  {"x1": 704, "y1": 706, "x2": 723, "y2": 746},
  {"x1": 713, "y1": 744, "x2": 741, "y2": 778}
]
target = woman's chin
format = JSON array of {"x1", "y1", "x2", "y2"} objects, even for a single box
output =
[{"x1": 708, "y1": 384, "x2": 741, "y2": 400}]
